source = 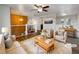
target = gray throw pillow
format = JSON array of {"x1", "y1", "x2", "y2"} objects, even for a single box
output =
[{"x1": 5, "y1": 36, "x2": 14, "y2": 49}]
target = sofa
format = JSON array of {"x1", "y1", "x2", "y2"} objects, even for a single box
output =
[
  {"x1": 0, "y1": 34, "x2": 27, "y2": 54},
  {"x1": 6, "y1": 41, "x2": 27, "y2": 54},
  {"x1": 0, "y1": 34, "x2": 5, "y2": 54}
]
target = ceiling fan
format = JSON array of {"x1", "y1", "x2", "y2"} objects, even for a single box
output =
[{"x1": 34, "y1": 4, "x2": 49, "y2": 13}]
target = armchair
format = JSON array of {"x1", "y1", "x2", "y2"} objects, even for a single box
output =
[{"x1": 54, "y1": 29, "x2": 67, "y2": 43}]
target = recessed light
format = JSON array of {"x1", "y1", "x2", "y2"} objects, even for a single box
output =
[{"x1": 61, "y1": 13, "x2": 67, "y2": 16}]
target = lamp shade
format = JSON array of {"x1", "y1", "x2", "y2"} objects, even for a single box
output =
[{"x1": 1, "y1": 27, "x2": 8, "y2": 33}]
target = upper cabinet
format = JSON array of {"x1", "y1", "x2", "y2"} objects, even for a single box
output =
[{"x1": 11, "y1": 14, "x2": 28, "y2": 25}]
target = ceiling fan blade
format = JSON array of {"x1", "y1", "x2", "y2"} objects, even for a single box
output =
[
  {"x1": 34, "y1": 4, "x2": 39, "y2": 8},
  {"x1": 43, "y1": 10, "x2": 48, "y2": 12},
  {"x1": 43, "y1": 6, "x2": 49, "y2": 8},
  {"x1": 43, "y1": 8, "x2": 48, "y2": 12}
]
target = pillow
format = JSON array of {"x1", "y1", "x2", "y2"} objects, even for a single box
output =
[
  {"x1": 4, "y1": 33, "x2": 9, "y2": 40},
  {"x1": 5, "y1": 36, "x2": 14, "y2": 49}
]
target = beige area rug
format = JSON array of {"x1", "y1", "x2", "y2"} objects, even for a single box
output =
[{"x1": 20, "y1": 37, "x2": 72, "y2": 54}]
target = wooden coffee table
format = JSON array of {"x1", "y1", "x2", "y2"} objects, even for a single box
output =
[{"x1": 34, "y1": 37, "x2": 54, "y2": 53}]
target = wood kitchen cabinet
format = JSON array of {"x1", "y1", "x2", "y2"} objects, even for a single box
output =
[{"x1": 11, "y1": 14, "x2": 28, "y2": 36}]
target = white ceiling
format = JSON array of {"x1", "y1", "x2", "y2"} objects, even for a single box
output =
[{"x1": 2, "y1": 4, "x2": 79, "y2": 18}]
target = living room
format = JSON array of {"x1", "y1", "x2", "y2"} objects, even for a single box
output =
[{"x1": 0, "y1": 4, "x2": 79, "y2": 54}]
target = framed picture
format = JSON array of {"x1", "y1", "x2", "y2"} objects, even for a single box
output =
[{"x1": 44, "y1": 20, "x2": 53, "y2": 24}]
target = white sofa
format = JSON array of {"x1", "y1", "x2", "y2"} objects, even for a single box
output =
[
  {"x1": 0, "y1": 34, "x2": 27, "y2": 54},
  {"x1": 0, "y1": 34, "x2": 5, "y2": 54},
  {"x1": 6, "y1": 41, "x2": 27, "y2": 54}
]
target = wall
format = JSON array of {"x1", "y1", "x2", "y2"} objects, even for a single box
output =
[{"x1": 0, "y1": 5, "x2": 10, "y2": 34}]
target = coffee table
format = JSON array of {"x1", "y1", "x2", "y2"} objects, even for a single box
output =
[{"x1": 34, "y1": 37, "x2": 54, "y2": 53}]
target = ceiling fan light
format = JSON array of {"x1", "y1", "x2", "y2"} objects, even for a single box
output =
[{"x1": 38, "y1": 8, "x2": 42, "y2": 12}]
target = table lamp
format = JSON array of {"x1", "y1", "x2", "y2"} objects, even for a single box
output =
[
  {"x1": 1, "y1": 27, "x2": 8, "y2": 33},
  {"x1": 1, "y1": 27, "x2": 9, "y2": 40}
]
